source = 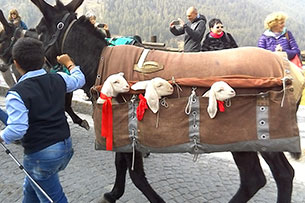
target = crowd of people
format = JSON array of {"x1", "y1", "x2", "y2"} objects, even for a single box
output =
[
  {"x1": 3, "y1": 8, "x2": 301, "y2": 64},
  {"x1": 169, "y1": 7, "x2": 301, "y2": 67},
  {"x1": 0, "y1": 6, "x2": 303, "y2": 203}
]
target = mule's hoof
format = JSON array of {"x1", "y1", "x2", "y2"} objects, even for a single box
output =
[
  {"x1": 80, "y1": 120, "x2": 90, "y2": 130},
  {"x1": 97, "y1": 193, "x2": 115, "y2": 203},
  {"x1": 97, "y1": 197, "x2": 111, "y2": 203},
  {"x1": 143, "y1": 152, "x2": 150, "y2": 158}
]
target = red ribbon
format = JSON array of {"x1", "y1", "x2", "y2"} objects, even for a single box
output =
[
  {"x1": 100, "y1": 93, "x2": 113, "y2": 151},
  {"x1": 137, "y1": 94, "x2": 148, "y2": 121},
  {"x1": 217, "y1": 100, "x2": 225, "y2": 112}
]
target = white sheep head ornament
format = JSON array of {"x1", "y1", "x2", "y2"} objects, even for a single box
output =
[
  {"x1": 96, "y1": 72, "x2": 130, "y2": 104},
  {"x1": 202, "y1": 81, "x2": 236, "y2": 119},
  {"x1": 131, "y1": 77, "x2": 174, "y2": 113}
]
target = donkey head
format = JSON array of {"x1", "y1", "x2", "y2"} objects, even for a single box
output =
[
  {"x1": 31, "y1": 0, "x2": 108, "y2": 94},
  {"x1": 31, "y1": 0, "x2": 84, "y2": 65}
]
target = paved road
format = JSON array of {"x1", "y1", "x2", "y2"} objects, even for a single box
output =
[{"x1": 0, "y1": 93, "x2": 305, "y2": 203}]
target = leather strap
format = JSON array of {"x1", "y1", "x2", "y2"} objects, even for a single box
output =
[
  {"x1": 137, "y1": 49, "x2": 150, "y2": 68},
  {"x1": 95, "y1": 47, "x2": 108, "y2": 86}
]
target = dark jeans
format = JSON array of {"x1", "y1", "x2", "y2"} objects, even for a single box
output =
[{"x1": 22, "y1": 137, "x2": 73, "y2": 203}]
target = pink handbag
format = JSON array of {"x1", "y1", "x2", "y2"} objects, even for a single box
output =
[{"x1": 290, "y1": 54, "x2": 303, "y2": 69}]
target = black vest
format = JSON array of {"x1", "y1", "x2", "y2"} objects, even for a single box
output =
[{"x1": 10, "y1": 73, "x2": 70, "y2": 154}]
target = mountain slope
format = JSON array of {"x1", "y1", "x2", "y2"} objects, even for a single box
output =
[{"x1": 1, "y1": 0, "x2": 305, "y2": 49}]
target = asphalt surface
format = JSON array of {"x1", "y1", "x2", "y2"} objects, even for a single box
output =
[{"x1": 0, "y1": 90, "x2": 305, "y2": 203}]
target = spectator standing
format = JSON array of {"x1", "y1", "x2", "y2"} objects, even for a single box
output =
[
  {"x1": 201, "y1": 18, "x2": 238, "y2": 51},
  {"x1": 258, "y1": 12, "x2": 300, "y2": 62},
  {"x1": 8, "y1": 9, "x2": 28, "y2": 30},
  {"x1": 85, "y1": 11, "x2": 111, "y2": 38},
  {"x1": 170, "y1": 6, "x2": 207, "y2": 52}
]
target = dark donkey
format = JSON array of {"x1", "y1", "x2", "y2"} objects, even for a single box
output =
[
  {"x1": 0, "y1": 9, "x2": 89, "y2": 130},
  {"x1": 30, "y1": 0, "x2": 300, "y2": 202}
]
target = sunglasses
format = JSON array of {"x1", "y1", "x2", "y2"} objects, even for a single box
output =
[{"x1": 216, "y1": 26, "x2": 224, "y2": 29}]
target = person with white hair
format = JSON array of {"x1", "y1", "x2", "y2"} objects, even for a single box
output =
[
  {"x1": 258, "y1": 12, "x2": 301, "y2": 67},
  {"x1": 85, "y1": 10, "x2": 111, "y2": 38}
]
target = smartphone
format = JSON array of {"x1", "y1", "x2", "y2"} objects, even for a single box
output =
[
  {"x1": 172, "y1": 20, "x2": 180, "y2": 25},
  {"x1": 97, "y1": 23, "x2": 105, "y2": 28}
]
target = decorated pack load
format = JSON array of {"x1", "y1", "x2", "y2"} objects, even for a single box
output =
[
  {"x1": 90, "y1": 45, "x2": 305, "y2": 153},
  {"x1": 106, "y1": 36, "x2": 142, "y2": 47}
]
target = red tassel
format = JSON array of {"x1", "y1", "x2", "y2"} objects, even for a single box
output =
[
  {"x1": 137, "y1": 94, "x2": 148, "y2": 121},
  {"x1": 217, "y1": 100, "x2": 225, "y2": 112},
  {"x1": 100, "y1": 93, "x2": 113, "y2": 151}
]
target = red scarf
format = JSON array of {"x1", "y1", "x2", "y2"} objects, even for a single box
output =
[
  {"x1": 100, "y1": 93, "x2": 113, "y2": 151},
  {"x1": 210, "y1": 31, "x2": 224, "y2": 39},
  {"x1": 137, "y1": 94, "x2": 148, "y2": 120},
  {"x1": 217, "y1": 100, "x2": 225, "y2": 112}
]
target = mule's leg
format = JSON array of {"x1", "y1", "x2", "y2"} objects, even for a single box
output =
[
  {"x1": 102, "y1": 152, "x2": 128, "y2": 203},
  {"x1": 229, "y1": 152, "x2": 266, "y2": 203},
  {"x1": 11, "y1": 63, "x2": 21, "y2": 81},
  {"x1": 260, "y1": 152, "x2": 294, "y2": 203},
  {"x1": 125, "y1": 151, "x2": 165, "y2": 203},
  {"x1": 65, "y1": 93, "x2": 90, "y2": 130},
  {"x1": 1, "y1": 65, "x2": 16, "y2": 88}
]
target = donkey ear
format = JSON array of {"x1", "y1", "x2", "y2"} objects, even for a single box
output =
[
  {"x1": 0, "y1": 10, "x2": 9, "y2": 31},
  {"x1": 65, "y1": 0, "x2": 84, "y2": 13},
  {"x1": 31, "y1": 0, "x2": 54, "y2": 19}
]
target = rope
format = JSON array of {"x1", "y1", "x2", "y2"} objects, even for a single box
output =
[
  {"x1": 280, "y1": 76, "x2": 292, "y2": 107},
  {"x1": 193, "y1": 154, "x2": 199, "y2": 162},
  {"x1": 131, "y1": 136, "x2": 136, "y2": 171},
  {"x1": 155, "y1": 111, "x2": 159, "y2": 128},
  {"x1": 171, "y1": 76, "x2": 183, "y2": 98},
  {"x1": 185, "y1": 87, "x2": 197, "y2": 115}
]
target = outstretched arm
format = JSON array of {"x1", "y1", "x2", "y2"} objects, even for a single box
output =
[
  {"x1": 56, "y1": 54, "x2": 86, "y2": 93},
  {"x1": 169, "y1": 20, "x2": 185, "y2": 36}
]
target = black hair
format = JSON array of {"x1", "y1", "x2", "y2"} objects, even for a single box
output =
[
  {"x1": 12, "y1": 38, "x2": 44, "y2": 72},
  {"x1": 208, "y1": 18, "x2": 223, "y2": 28}
]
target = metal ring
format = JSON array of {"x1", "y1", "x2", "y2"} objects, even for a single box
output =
[
  {"x1": 57, "y1": 22, "x2": 64, "y2": 30},
  {"x1": 260, "y1": 106, "x2": 266, "y2": 112},
  {"x1": 192, "y1": 136, "x2": 198, "y2": 142},
  {"x1": 259, "y1": 120, "x2": 266, "y2": 126},
  {"x1": 260, "y1": 134, "x2": 267, "y2": 139},
  {"x1": 192, "y1": 97, "x2": 197, "y2": 103}
]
